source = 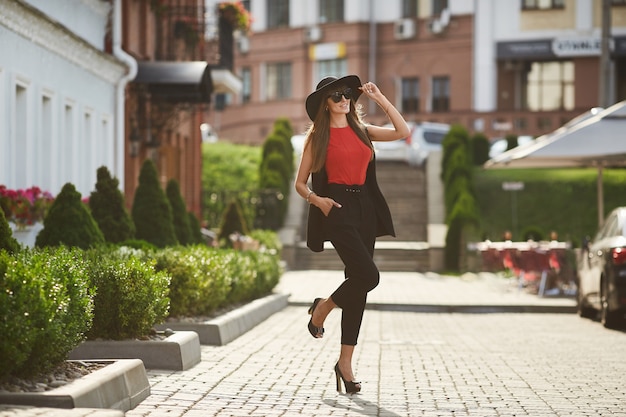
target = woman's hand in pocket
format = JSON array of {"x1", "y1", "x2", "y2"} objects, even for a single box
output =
[{"x1": 316, "y1": 196, "x2": 342, "y2": 217}]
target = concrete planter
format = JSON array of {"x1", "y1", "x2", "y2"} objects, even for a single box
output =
[
  {"x1": 0, "y1": 359, "x2": 149, "y2": 412},
  {"x1": 155, "y1": 292, "x2": 289, "y2": 345},
  {"x1": 69, "y1": 331, "x2": 200, "y2": 371}
]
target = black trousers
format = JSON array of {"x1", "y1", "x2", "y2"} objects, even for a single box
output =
[{"x1": 325, "y1": 184, "x2": 379, "y2": 346}]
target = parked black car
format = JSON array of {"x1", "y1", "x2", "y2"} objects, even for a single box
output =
[{"x1": 577, "y1": 207, "x2": 626, "y2": 328}]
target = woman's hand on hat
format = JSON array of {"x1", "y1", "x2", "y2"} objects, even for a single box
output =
[{"x1": 360, "y1": 82, "x2": 381, "y2": 99}]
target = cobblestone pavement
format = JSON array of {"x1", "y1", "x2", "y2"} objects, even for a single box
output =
[{"x1": 124, "y1": 271, "x2": 626, "y2": 417}]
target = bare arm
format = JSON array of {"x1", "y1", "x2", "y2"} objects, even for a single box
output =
[
  {"x1": 359, "y1": 81, "x2": 411, "y2": 142},
  {"x1": 294, "y1": 139, "x2": 342, "y2": 217}
]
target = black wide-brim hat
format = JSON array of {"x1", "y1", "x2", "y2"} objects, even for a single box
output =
[{"x1": 305, "y1": 75, "x2": 362, "y2": 121}]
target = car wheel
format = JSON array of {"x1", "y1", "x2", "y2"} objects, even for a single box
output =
[
  {"x1": 600, "y1": 278, "x2": 621, "y2": 329},
  {"x1": 577, "y1": 288, "x2": 595, "y2": 319}
]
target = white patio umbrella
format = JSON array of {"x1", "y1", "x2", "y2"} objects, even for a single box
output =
[{"x1": 484, "y1": 100, "x2": 626, "y2": 226}]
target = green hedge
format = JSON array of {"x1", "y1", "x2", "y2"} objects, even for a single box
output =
[
  {"x1": 153, "y1": 243, "x2": 282, "y2": 317},
  {"x1": 0, "y1": 247, "x2": 93, "y2": 379}
]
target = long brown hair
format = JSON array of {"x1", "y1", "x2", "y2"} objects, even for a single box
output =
[{"x1": 305, "y1": 91, "x2": 374, "y2": 173}]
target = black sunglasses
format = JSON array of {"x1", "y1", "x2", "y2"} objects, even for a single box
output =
[{"x1": 328, "y1": 88, "x2": 352, "y2": 103}]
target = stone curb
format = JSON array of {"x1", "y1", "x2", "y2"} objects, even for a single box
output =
[
  {"x1": 0, "y1": 405, "x2": 124, "y2": 416},
  {"x1": 69, "y1": 331, "x2": 201, "y2": 371},
  {"x1": 155, "y1": 292, "x2": 290, "y2": 345},
  {"x1": 0, "y1": 359, "x2": 149, "y2": 412},
  {"x1": 289, "y1": 301, "x2": 577, "y2": 314}
]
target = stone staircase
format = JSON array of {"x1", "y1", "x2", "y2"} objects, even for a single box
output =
[{"x1": 283, "y1": 160, "x2": 431, "y2": 272}]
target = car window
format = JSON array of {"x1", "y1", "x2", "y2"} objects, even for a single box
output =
[{"x1": 423, "y1": 130, "x2": 446, "y2": 145}]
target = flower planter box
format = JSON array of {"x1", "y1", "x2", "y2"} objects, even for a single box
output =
[
  {"x1": 69, "y1": 331, "x2": 200, "y2": 371},
  {"x1": 155, "y1": 292, "x2": 289, "y2": 345},
  {"x1": 0, "y1": 359, "x2": 149, "y2": 412}
]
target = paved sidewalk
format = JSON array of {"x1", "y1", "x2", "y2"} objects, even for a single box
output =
[
  {"x1": 120, "y1": 269, "x2": 623, "y2": 417},
  {"x1": 277, "y1": 269, "x2": 577, "y2": 313}
]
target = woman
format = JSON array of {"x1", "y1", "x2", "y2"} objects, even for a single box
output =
[{"x1": 295, "y1": 75, "x2": 410, "y2": 394}]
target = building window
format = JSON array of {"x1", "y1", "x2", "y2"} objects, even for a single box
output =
[
  {"x1": 267, "y1": 0, "x2": 289, "y2": 28},
  {"x1": 266, "y1": 62, "x2": 291, "y2": 100},
  {"x1": 612, "y1": 0, "x2": 626, "y2": 5},
  {"x1": 432, "y1": 0, "x2": 448, "y2": 15},
  {"x1": 431, "y1": 76, "x2": 449, "y2": 112},
  {"x1": 241, "y1": 67, "x2": 251, "y2": 103},
  {"x1": 320, "y1": 0, "x2": 344, "y2": 23},
  {"x1": 315, "y1": 59, "x2": 347, "y2": 82},
  {"x1": 521, "y1": 0, "x2": 564, "y2": 10},
  {"x1": 525, "y1": 61, "x2": 574, "y2": 111},
  {"x1": 241, "y1": 0, "x2": 250, "y2": 11},
  {"x1": 401, "y1": 77, "x2": 419, "y2": 113},
  {"x1": 402, "y1": 0, "x2": 418, "y2": 17}
]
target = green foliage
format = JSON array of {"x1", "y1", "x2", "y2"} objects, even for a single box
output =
[
  {"x1": 202, "y1": 142, "x2": 261, "y2": 229},
  {"x1": 35, "y1": 183, "x2": 105, "y2": 249},
  {"x1": 218, "y1": 199, "x2": 250, "y2": 246},
  {"x1": 187, "y1": 211, "x2": 204, "y2": 244},
  {"x1": 521, "y1": 225, "x2": 545, "y2": 241},
  {"x1": 474, "y1": 168, "x2": 626, "y2": 244},
  {"x1": 470, "y1": 132, "x2": 490, "y2": 166},
  {"x1": 85, "y1": 247, "x2": 170, "y2": 340},
  {"x1": 90, "y1": 166, "x2": 135, "y2": 243},
  {"x1": 132, "y1": 159, "x2": 178, "y2": 248},
  {"x1": 249, "y1": 229, "x2": 282, "y2": 253},
  {"x1": 0, "y1": 247, "x2": 93, "y2": 379},
  {"x1": 166, "y1": 179, "x2": 193, "y2": 245},
  {"x1": 441, "y1": 125, "x2": 480, "y2": 271},
  {"x1": 256, "y1": 117, "x2": 295, "y2": 230},
  {"x1": 505, "y1": 134, "x2": 518, "y2": 152},
  {"x1": 118, "y1": 239, "x2": 157, "y2": 251},
  {"x1": 153, "y1": 244, "x2": 282, "y2": 317},
  {"x1": 0, "y1": 208, "x2": 20, "y2": 253}
]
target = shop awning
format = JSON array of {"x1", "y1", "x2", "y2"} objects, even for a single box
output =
[{"x1": 135, "y1": 61, "x2": 214, "y2": 103}]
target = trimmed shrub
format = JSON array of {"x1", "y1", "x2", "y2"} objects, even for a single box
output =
[
  {"x1": 0, "y1": 208, "x2": 20, "y2": 253},
  {"x1": 0, "y1": 247, "x2": 93, "y2": 379},
  {"x1": 166, "y1": 179, "x2": 193, "y2": 245},
  {"x1": 90, "y1": 166, "x2": 135, "y2": 243},
  {"x1": 132, "y1": 159, "x2": 178, "y2": 248},
  {"x1": 85, "y1": 247, "x2": 170, "y2": 340},
  {"x1": 218, "y1": 199, "x2": 250, "y2": 246},
  {"x1": 188, "y1": 211, "x2": 204, "y2": 244},
  {"x1": 153, "y1": 244, "x2": 282, "y2": 317},
  {"x1": 471, "y1": 132, "x2": 490, "y2": 166},
  {"x1": 35, "y1": 183, "x2": 105, "y2": 249}
]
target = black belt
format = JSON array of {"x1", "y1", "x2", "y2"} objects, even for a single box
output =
[{"x1": 328, "y1": 183, "x2": 367, "y2": 194}]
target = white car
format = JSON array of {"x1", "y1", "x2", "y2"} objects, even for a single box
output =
[
  {"x1": 373, "y1": 121, "x2": 450, "y2": 166},
  {"x1": 488, "y1": 135, "x2": 534, "y2": 159}
]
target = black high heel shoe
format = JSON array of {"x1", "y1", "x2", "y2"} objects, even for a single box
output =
[
  {"x1": 307, "y1": 298, "x2": 324, "y2": 338},
  {"x1": 334, "y1": 362, "x2": 361, "y2": 394}
]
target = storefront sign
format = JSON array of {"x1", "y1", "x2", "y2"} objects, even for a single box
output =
[
  {"x1": 497, "y1": 39, "x2": 553, "y2": 59},
  {"x1": 552, "y1": 37, "x2": 601, "y2": 57},
  {"x1": 309, "y1": 42, "x2": 346, "y2": 61}
]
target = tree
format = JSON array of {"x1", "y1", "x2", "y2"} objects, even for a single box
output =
[
  {"x1": 0, "y1": 208, "x2": 20, "y2": 253},
  {"x1": 166, "y1": 179, "x2": 193, "y2": 245},
  {"x1": 218, "y1": 199, "x2": 249, "y2": 247},
  {"x1": 35, "y1": 183, "x2": 105, "y2": 249},
  {"x1": 89, "y1": 166, "x2": 135, "y2": 243},
  {"x1": 132, "y1": 159, "x2": 178, "y2": 248}
]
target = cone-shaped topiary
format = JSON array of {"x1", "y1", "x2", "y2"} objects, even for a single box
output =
[
  {"x1": 187, "y1": 211, "x2": 203, "y2": 244},
  {"x1": 35, "y1": 183, "x2": 105, "y2": 249},
  {"x1": 166, "y1": 179, "x2": 193, "y2": 245},
  {"x1": 0, "y1": 207, "x2": 20, "y2": 253},
  {"x1": 132, "y1": 159, "x2": 178, "y2": 248},
  {"x1": 90, "y1": 166, "x2": 135, "y2": 243},
  {"x1": 218, "y1": 198, "x2": 249, "y2": 247}
]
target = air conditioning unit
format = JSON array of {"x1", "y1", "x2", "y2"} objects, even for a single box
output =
[
  {"x1": 429, "y1": 19, "x2": 443, "y2": 35},
  {"x1": 304, "y1": 26, "x2": 322, "y2": 43},
  {"x1": 394, "y1": 18, "x2": 415, "y2": 40},
  {"x1": 237, "y1": 36, "x2": 250, "y2": 54}
]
